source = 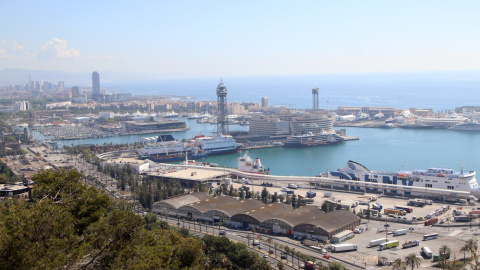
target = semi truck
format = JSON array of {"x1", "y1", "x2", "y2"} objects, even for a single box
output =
[
  {"x1": 394, "y1": 205, "x2": 413, "y2": 213},
  {"x1": 384, "y1": 208, "x2": 406, "y2": 216},
  {"x1": 422, "y1": 246, "x2": 433, "y2": 258},
  {"x1": 424, "y1": 217, "x2": 438, "y2": 226},
  {"x1": 454, "y1": 215, "x2": 471, "y2": 222},
  {"x1": 368, "y1": 238, "x2": 387, "y2": 247},
  {"x1": 330, "y1": 243, "x2": 358, "y2": 252},
  {"x1": 372, "y1": 203, "x2": 383, "y2": 211},
  {"x1": 393, "y1": 229, "x2": 408, "y2": 236},
  {"x1": 402, "y1": 240, "x2": 419, "y2": 249},
  {"x1": 379, "y1": 240, "x2": 400, "y2": 251},
  {"x1": 408, "y1": 199, "x2": 426, "y2": 207},
  {"x1": 305, "y1": 261, "x2": 316, "y2": 270}
]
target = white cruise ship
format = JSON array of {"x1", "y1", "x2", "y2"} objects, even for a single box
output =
[
  {"x1": 449, "y1": 120, "x2": 480, "y2": 131},
  {"x1": 322, "y1": 160, "x2": 479, "y2": 194}
]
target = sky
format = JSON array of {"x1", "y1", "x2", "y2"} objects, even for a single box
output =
[{"x1": 1, "y1": 1, "x2": 480, "y2": 79}]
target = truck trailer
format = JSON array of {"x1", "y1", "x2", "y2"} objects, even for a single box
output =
[
  {"x1": 384, "y1": 208, "x2": 406, "y2": 216},
  {"x1": 330, "y1": 243, "x2": 358, "y2": 252},
  {"x1": 422, "y1": 246, "x2": 433, "y2": 258},
  {"x1": 402, "y1": 240, "x2": 419, "y2": 249},
  {"x1": 368, "y1": 238, "x2": 387, "y2": 247},
  {"x1": 393, "y1": 229, "x2": 408, "y2": 236},
  {"x1": 379, "y1": 240, "x2": 399, "y2": 251},
  {"x1": 394, "y1": 205, "x2": 413, "y2": 213}
]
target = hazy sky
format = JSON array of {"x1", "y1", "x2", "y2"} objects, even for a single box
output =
[{"x1": 1, "y1": 1, "x2": 480, "y2": 78}]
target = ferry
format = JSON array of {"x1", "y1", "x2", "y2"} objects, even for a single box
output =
[
  {"x1": 137, "y1": 134, "x2": 207, "y2": 162},
  {"x1": 137, "y1": 133, "x2": 241, "y2": 162},
  {"x1": 237, "y1": 152, "x2": 270, "y2": 174},
  {"x1": 321, "y1": 160, "x2": 479, "y2": 194},
  {"x1": 193, "y1": 134, "x2": 242, "y2": 155},
  {"x1": 283, "y1": 132, "x2": 342, "y2": 148}
]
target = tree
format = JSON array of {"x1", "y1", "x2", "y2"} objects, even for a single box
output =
[
  {"x1": 392, "y1": 258, "x2": 406, "y2": 270},
  {"x1": 328, "y1": 261, "x2": 346, "y2": 270},
  {"x1": 438, "y1": 245, "x2": 451, "y2": 270},
  {"x1": 404, "y1": 253, "x2": 421, "y2": 270},
  {"x1": 462, "y1": 238, "x2": 478, "y2": 269}
]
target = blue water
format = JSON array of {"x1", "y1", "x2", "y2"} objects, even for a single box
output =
[
  {"x1": 40, "y1": 71, "x2": 480, "y2": 176},
  {"x1": 103, "y1": 71, "x2": 480, "y2": 111},
  {"x1": 37, "y1": 119, "x2": 480, "y2": 177}
]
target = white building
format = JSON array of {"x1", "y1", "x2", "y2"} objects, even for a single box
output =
[{"x1": 101, "y1": 158, "x2": 150, "y2": 174}]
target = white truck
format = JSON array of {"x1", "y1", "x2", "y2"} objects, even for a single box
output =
[
  {"x1": 288, "y1": 183, "x2": 299, "y2": 189},
  {"x1": 368, "y1": 238, "x2": 387, "y2": 247},
  {"x1": 330, "y1": 243, "x2": 358, "y2": 252},
  {"x1": 422, "y1": 246, "x2": 433, "y2": 258},
  {"x1": 393, "y1": 229, "x2": 408, "y2": 236}
]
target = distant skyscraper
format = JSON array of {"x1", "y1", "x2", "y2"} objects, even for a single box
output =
[
  {"x1": 216, "y1": 79, "x2": 229, "y2": 135},
  {"x1": 92, "y1": 71, "x2": 101, "y2": 101},
  {"x1": 72, "y1": 86, "x2": 80, "y2": 98},
  {"x1": 312, "y1": 87, "x2": 319, "y2": 110},
  {"x1": 261, "y1": 96, "x2": 268, "y2": 108}
]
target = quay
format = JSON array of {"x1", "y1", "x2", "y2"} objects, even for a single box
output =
[{"x1": 145, "y1": 163, "x2": 476, "y2": 200}]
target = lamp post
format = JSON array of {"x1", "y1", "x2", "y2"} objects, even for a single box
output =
[{"x1": 384, "y1": 223, "x2": 389, "y2": 241}]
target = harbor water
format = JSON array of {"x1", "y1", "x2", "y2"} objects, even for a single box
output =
[{"x1": 34, "y1": 119, "x2": 480, "y2": 177}]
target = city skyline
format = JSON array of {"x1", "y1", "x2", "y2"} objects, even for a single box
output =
[{"x1": 1, "y1": 1, "x2": 480, "y2": 80}]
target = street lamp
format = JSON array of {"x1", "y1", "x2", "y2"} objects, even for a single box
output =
[{"x1": 384, "y1": 223, "x2": 390, "y2": 241}]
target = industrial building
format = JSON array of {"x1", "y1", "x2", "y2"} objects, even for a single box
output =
[{"x1": 152, "y1": 192, "x2": 360, "y2": 241}]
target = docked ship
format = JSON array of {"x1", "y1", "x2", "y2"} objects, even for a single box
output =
[
  {"x1": 137, "y1": 133, "x2": 241, "y2": 162},
  {"x1": 321, "y1": 160, "x2": 479, "y2": 194},
  {"x1": 449, "y1": 120, "x2": 480, "y2": 131},
  {"x1": 283, "y1": 132, "x2": 342, "y2": 148},
  {"x1": 137, "y1": 134, "x2": 207, "y2": 162},
  {"x1": 237, "y1": 152, "x2": 270, "y2": 174},
  {"x1": 193, "y1": 134, "x2": 241, "y2": 155}
]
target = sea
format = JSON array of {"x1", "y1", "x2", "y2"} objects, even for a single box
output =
[{"x1": 38, "y1": 71, "x2": 480, "y2": 176}]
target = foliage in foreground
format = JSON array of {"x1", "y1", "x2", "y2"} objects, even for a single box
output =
[{"x1": 0, "y1": 169, "x2": 271, "y2": 270}]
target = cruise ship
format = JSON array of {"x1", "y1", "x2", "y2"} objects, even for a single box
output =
[
  {"x1": 283, "y1": 132, "x2": 342, "y2": 148},
  {"x1": 321, "y1": 160, "x2": 479, "y2": 194},
  {"x1": 449, "y1": 120, "x2": 480, "y2": 131},
  {"x1": 137, "y1": 133, "x2": 241, "y2": 162},
  {"x1": 137, "y1": 134, "x2": 207, "y2": 162}
]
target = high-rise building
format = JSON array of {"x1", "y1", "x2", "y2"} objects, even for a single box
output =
[
  {"x1": 72, "y1": 86, "x2": 80, "y2": 98},
  {"x1": 261, "y1": 96, "x2": 268, "y2": 108},
  {"x1": 92, "y1": 71, "x2": 101, "y2": 102},
  {"x1": 216, "y1": 79, "x2": 229, "y2": 135},
  {"x1": 312, "y1": 87, "x2": 319, "y2": 110}
]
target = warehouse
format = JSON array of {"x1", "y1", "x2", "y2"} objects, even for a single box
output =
[{"x1": 152, "y1": 192, "x2": 360, "y2": 241}]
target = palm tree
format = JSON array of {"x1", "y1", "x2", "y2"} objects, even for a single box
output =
[
  {"x1": 193, "y1": 218, "x2": 197, "y2": 231},
  {"x1": 392, "y1": 258, "x2": 406, "y2": 270},
  {"x1": 274, "y1": 242, "x2": 279, "y2": 257},
  {"x1": 460, "y1": 244, "x2": 469, "y2": 265},
  {"x1": 438, "y1": 245, "x2": 451, "y2": 270},
  {"x1": 266, "y1": 237, "x2": 273, "y2": 253},
  {"x1": 291, "y1": 247, "x2": 296, "y2": 265},
  {"x1": 246, "y1": 234, "x2": 252, "y2": 246},
  {"x1": 405, "y1": 253, "x2": 421, "y2": 270},
  {"x1": 462, "y1": 238, "x2": 478, "y2": 269}
]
